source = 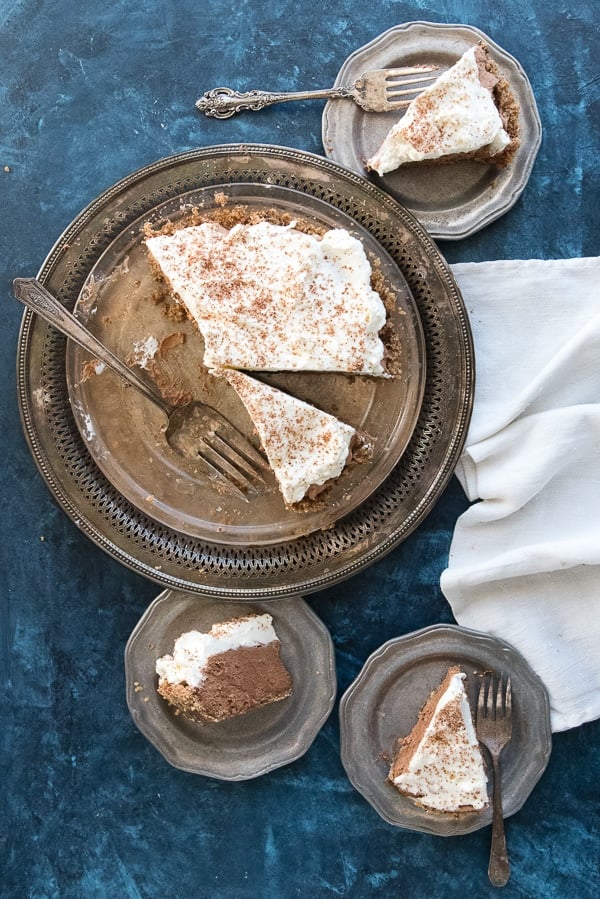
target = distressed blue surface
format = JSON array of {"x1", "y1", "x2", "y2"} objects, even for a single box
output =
[{"x1": 1, "y1": 1, "x2": 599, "y2": 897}]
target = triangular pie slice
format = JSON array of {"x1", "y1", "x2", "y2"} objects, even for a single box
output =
[
  {"x1": 145, "y1": 219, "x2": 387, "y2": 374},
  {"x1": 389, "y1": 667, "x2": 489, "y2": 813},
  {"x1": 155, "y1": 613, "x2": 292, "y2": 724},
  {"x1": 367, "y1": 43, "x2": 520, "y2": 175},
  {"x1": 222, "y1": 369, "x2": 356, "y2": 506}
]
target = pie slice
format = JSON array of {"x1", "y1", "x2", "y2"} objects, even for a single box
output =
[
  {"x1": 222, "y1": 369, "x2": 357, "y2": 506},
  {"x1": 367, "y1": 43, "x2": 520, "y2": 175},
  {"x1": 389, "y1": 666, "x2": 489, "y2": 813},
  {"x1": 145, "y1": 219, "x2": 387, "y2": 374},
  {"x1": 155, "y1": 613, "x2": 293, "y2": 724}
]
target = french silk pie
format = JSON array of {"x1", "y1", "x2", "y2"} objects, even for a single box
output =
[
  {"x1": 145, "y1": 219, "x2": 387, "y2": 375},
  {"x1": 367, "y1": 42, "x2": 520, "y2": 175},
  {"x1": 156, "y1": 613, "x2": 293, "y2": 723},
  {"x1": 145, "y1": 211, "x2": 390, "y2": 505},
  {"x1": 389, "y1": 667, "x2": 489, "y2": 813},
  {"x1": 222, "y1": 369, "x2": 357, "y2": 506}
]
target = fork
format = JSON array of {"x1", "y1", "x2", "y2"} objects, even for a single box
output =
[
  {"x1": 477, "y1": 674, "x2": 513, "y2": 887},
  {"x1": 195, "y1": 66, "x2": 438, "y2": 118},
  {"x1": 13, "y1": 277, "x2": 269, "y2": 501}
]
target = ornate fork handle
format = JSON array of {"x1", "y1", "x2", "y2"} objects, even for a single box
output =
[{"x1": 196, "y1": 86, "x2": 355, "y2": 118}]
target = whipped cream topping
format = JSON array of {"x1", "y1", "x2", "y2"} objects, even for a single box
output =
[
  {"x1": 392, "y1": 671, "x2": 488, "y2": 812},
  {"x1": 223, "y1": 369, "x2": 355, "y2": 505},
  {"x1": 155, "y1": 614, "x2": 278, "y2": 687},
  {"x1": 146, "y1": 220, "x2": 387, "y2": 375},
  {"x1": 367, "y1": 46, "x2": 511, "y2": 174}
]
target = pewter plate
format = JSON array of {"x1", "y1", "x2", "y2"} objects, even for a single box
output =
[
  {"x1": 65, "y1": 183, "x2": 426, "y2": 546},
  {"x1": 17, "y1": 144, "x2": 473, "y2": 598},
  {"x1": 124, "y1": 591, "x2": 336, "y2": 779},
  {"x1": 322, "y1": 22, "x2": 542, "y2": 239},
  {"x1": 339, "y1": 624, "x2": 552, "y2": 836}
]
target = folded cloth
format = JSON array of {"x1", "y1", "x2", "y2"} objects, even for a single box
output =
[{"x1": 440, "y1": 258, "x2": 600, "y2": 732}]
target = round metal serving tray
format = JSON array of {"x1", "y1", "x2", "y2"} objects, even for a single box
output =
[{"x1": 17, "y1": 144, "x2": 474, "y2": 599}]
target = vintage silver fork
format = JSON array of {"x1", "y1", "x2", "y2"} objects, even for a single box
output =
[
  {"x1": 477, "y1": 674, "x2": 513, "y2": 887},
  {"x1": 13, "y1": 278, "x2": 270, "y2": 501},
  {"x1": 196, "y1": 66, "x2": 438, "y2": 118}
]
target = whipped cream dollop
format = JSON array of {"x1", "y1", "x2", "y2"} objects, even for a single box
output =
[
  {"x1": 223, "y1": 369, "x2": 355, "y2": 505},
  {"x1": 392, "y1": 671, "x2": 488, "y2": 812},
  {"x1": 156, "y1": 614, "x2": 278, "y2": 687},
  {"x1": 367, "y1": 46, "x2": 511, "y2": 174},
  {"x1": 146, "y1": 220, "x2": 387, "y2": 375}
]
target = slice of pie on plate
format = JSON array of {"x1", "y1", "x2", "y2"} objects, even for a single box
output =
[
  {"x1": 145, "y1": 219, "x2": 388, "y2": 375},
  {"x1": 367, "y1": 42, "x2": 520, "y2": 175},
  {"x1": 221, "y1": 369, "x2": 358, "y2": 506},
  {"x1": 155, "y1": 613, "x2": 293, "y2": 723},
  {"x1": 389, "y1": 666, "x2": 489, "y2": 813}
]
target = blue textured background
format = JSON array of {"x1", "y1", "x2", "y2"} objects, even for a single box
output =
[{"x1": 1, "y1": 2, "x2": 599, "y2": 897}]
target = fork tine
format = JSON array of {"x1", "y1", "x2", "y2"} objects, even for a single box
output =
[
  {"x1": 199, "y1": 439, "x2": 257, "y2": 490},
  {"x1": 211, "y1": 432, "x2": 268, "y2": 484},
  {"x1": 385, "y1": 73, "x2": 438, "y2": 89},
  {"x1": 478, "y1": 674, "x2": 489, "y2": 719},
  {"x1": 385, "y1": 80, "x2": 438, "y2": 101},
  {"x1": 385, "y1": 87, "x2": 430, "y2": 101},
  {"x1": 383, "y1": 68, "x2": 439, "y2": 107},
  {"x1": 195, "y1": 450, "x2": 251, "y2": 502},
  {"x1": 488, "y1": 674, "x2": 498, "y2": 718},
  {"x1": 496, "y1": 676, "x2": 506, "y2": 717},
  {"x1": 382, "y1": 66, "x2": 439, "y2": 78},
  {"x1": 214, "y1": 424, "x2": 271, "y2": 474},
  {"x1": 505, "y1": 678, "x2": 512, "y2": 717}
]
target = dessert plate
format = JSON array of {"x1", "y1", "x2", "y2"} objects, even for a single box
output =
[
  {"x1": 339, "y1": 624, "x2": 552, "y2": 836},
  {"x1": 65, "y1": 182, "x2": 426, "y2": 547},
  {"x1": 322, "y1": 22, "x2": 542, "y2": 240},
  {"x1": 124, "y1": 590, "x2": 336, "y2": 779},
  {"x1": 17, "y1": 144, "x2": 473, "y2": 599}
]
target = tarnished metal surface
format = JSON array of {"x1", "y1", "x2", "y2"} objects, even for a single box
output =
[
  {"x1": 17, "y1": 144, "x2": 474, "y2": 598},
  {"x1": 322, "y1": 22, "x2": 542, "y2": 240}
]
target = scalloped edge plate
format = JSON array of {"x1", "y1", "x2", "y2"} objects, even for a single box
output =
[
  {"x1": 322, "y1": 22, "x2": 542, "y2": 239},
  {"x1": 339, "y1": 624, "x2": 551, "y2": 835},
  {"x1": 125, "y1": 591, "x2": 336, "y2": 779}
]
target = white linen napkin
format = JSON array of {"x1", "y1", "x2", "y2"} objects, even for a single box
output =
[{"x1": 440, "y1": 257, "x2": 600, "y2": 732}]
